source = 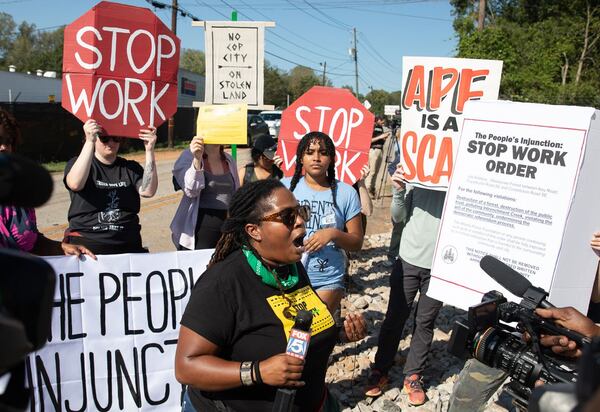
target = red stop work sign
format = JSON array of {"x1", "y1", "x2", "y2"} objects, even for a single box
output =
[
  {"x1": 276, "y1": 86, "x2": 374, "y2": 185},
  {"x1": 62, "y1": 1, "x2": 180, "y2": 138}
]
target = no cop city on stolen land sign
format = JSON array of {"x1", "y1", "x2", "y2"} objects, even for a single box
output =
[{"x1": 194, "y1": 20, "x2": 275, "y2": 110}]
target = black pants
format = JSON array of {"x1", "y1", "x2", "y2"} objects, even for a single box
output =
[
  {"x1": 192, "y1": 208, "x2": 227, "y2": 250},
  {"x1": 373, "y1": 258, "x2": 442, "y2": 376}
]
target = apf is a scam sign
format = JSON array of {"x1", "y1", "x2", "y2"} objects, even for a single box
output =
[
  {"x1": 62, "y1": 1, "x2": 180, "y2": 138},
  {"x1": 399, "y1": 57, "x2": 502, "y2": 190},
  {"x1": 27, "y1": 250, "x2": 212, "y2": 411}
]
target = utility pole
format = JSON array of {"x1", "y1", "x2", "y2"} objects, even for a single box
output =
[
  {"x1": 167, "y1": 0, "x2": 178, "y2": 148},
  {"x1": 478, "y1": 0, "x2": 485, "y2": 30},
  {"x1": 353, "y1": 27, "x2": 359, "y2": 99},
  {"x1": 320, "y1": 62, "x2": 327, "y2": 85}
]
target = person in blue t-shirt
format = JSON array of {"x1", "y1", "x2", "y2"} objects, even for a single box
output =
[{"x1": 282, "y1": 131, "x2": 364, "y2": 314}]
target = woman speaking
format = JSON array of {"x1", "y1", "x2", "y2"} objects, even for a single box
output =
[{"x1": 175, "y1": 180, "x2": 367, "y2": 411}]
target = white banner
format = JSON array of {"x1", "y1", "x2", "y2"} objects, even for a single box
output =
[
  {"x1": 399, "y1": 56, "x2": 503, "y2": 190},
  {"x1": 428, "y1": 101, "x2": 600, "y2": 312},
  {"x1": 26, "y1": 250, "x2": 213, "y2": 411}
]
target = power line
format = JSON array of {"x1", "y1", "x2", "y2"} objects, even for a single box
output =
[
  {"x1": 284, "y1": 0, "x2": 350, "y2": 33},
  {"x1": 359, "y1": 32, "x2": 401, "y2": 71},
  {"x1": 301, "y1": 0, "x2": 351, "y2": 30},
  {"x1": 193, "y1": 0, "x2": 229, "y2": 18},
  {"x1": 235, "y1": 0, "x2": 349, "y2": 59},
  {"x1": 265, "y1": 51, "x2": 353, "y2": 76}
]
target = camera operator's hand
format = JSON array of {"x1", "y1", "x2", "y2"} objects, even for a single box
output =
[
  {"x1": 535, "y1": 307, "x2": 600, "y2": 357},
  {"x1": 591, "y1": 231, "x2": 600, "y2": 257}
]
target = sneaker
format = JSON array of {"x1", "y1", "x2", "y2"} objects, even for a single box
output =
[
  {"x1": 364, "y1": 369, "x2": 388, "y2": 397},
  {"x1": 403, "y1": 374, "x2": 426, "y2": 406}
]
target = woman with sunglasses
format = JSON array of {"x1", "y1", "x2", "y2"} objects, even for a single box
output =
[
  {"x1": 171, "y1": 135, "x2": 239, "y2": 250},
  {"x1": 238, "y1": 134, "x2": 283, "y2": 186},
  {"x1": 63, "y1": 119, "x2": 158, "y2": 254},
  {"x1": 175, "y1": 179, "x2": 367, "y2": 412},
  {"x1": 284, "y1": 131, "x2": 364, "y2": 314}
]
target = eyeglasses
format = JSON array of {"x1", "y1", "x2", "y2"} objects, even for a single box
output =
[
  {"x1": 260, "y1": 205, "x2": 311, "y2": 229},
  {"x1": 99, "y1": 136, "x2": 122, "y2": 144}
]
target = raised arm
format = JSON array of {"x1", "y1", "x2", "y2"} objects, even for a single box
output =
[
  {"x1": 138, "y1": 126, "x2": 158, "y2": 198},
  {"x1": 65, "y1": 119, "x2": 99, "y2": 191},
  {"x1": 172, "y1": 136, "x2": 207, "y2": 198}
]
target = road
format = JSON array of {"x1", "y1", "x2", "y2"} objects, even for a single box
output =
[{"x1": 37, "y1": 148, "x2": 252, "y2": 252}]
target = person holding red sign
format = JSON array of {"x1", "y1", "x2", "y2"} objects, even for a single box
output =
[
  {"x1": 283, "y1": 131, "x2": 364, "y2": 314},
  {"x1": 63, "y1": 119, "x2": 158, "y2": 254},
  {"x1": 175, "y1": 179, "x2": 367, "y2": 411},
  {"x1": 170, "y1": 136, "x2": 240, "y2": 250}
]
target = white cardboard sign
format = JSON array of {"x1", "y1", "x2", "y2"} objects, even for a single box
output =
[
  {"x1": 428, "y1": 101, "x2": 600, "y2": 313},
  {"x1": 399, "y1": 57, "x2": 503, "y2": 190},
  {"x1": 194, "y1": 21, "x2": 274, "y2": 110},
  {"x1": 26, "y1": 250, "x2": 213, "y2": 411}
]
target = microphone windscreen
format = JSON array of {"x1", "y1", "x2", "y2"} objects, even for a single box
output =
[
  {"x1": 293, "y1": 310, "x2": 313, "y2": 332},
  {"x1": 480, "y1": 255, "x2": 531, "y2": 298},
  {"x1": 0, "y1": 153, "x2": 53, "y2": 208}
]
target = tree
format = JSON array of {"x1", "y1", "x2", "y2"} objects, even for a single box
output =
[
  {"x1": 288, "y1": 66, "x2": 320, "y2": 101},
  {"x1": 264, "y1": 61, "x2": 288, "y2": 108},
  {"x1": 180, "y1": 48, "x2": 205, "y2": 75},
  {"x1": 364, "y1": 89, "x2": 392, "y2": 115},
  {"x1": 0, "y1": 12, "x2": 16, "y2": 68},
  {"x1": 451, "y1": 0, "x2": 600, "y2": 107}
]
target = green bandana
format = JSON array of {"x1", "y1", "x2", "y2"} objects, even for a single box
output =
[{"x1": 242, "y1": 248, "x2": 299, "y2": 290}]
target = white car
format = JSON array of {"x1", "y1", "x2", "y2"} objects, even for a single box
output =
[{"x1": 260, "y1": 110, "x2": 282, "y2": 138}]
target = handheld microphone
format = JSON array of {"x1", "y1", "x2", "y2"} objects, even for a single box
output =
[
  {"x1": 0, "y1": 153, "x2": 53, "y2": 208},
  {"x1": 272, "y1": 310, "x2": 313, "y2": 412},
  {"x1": 480, "y1": 255, "x2": 554, "y2": 309}
]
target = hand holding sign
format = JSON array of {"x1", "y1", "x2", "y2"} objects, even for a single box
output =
[{"x1": 82, "y1": 119, "x2": 102, "y2": 143}]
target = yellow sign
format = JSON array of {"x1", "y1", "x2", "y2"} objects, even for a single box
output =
[
  {"x1": 266, "y1": 286, "x2": 335, "y2": 339},
  {"x1": 196, "y1": 103, "x2": 247, "y2": 145}
]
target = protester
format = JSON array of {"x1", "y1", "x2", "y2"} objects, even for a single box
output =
[
  {"x1": 0, "y1": 108, "x2": 94, "y2": 258},
  {"x1": 448, "y1": 231, "x2": 600, "y2": 411},
  {"x1": 171, "y1": 136, "x2": 239, "y2": 250},
  {"x1": 283, "y1": 131, "x2": 364, "y2": 314},
  {"x1": 175, "y1": 179, "x2": 367, "y2": 411},
  {"x1": 365, "y1": 165, "x2": 445, "y2": 406},
  {"x1": 366, "y1": 115, "x2": 390, "y2": 197},
  {"x1": 238, "y1": 134, "x2": 283, "y2": 185},
  {"x1": 63, "y1": 119, "x2": 157, "y2": 254}
]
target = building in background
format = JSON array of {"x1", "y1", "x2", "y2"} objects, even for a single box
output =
[{"x1": 0, "y1": 66, "x2": 205, "y2": 106}]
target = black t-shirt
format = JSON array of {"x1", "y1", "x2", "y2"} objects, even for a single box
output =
[
  {"x1": 181, "y1": 250, "x2": 338, "y2": 412},
  {"x1": 371, "y1": 124, "x2": 385, "y2": 149},
  {"x1": 64, "y1": 156, "x2": 143, "y2": 247}
]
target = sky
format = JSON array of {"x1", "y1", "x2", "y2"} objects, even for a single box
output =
[{"x1": 1, "y1": 0, "x2": 456, "y2": 93}]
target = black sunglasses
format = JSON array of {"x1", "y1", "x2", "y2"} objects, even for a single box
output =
[
  {"x1": 260, "y1": 205, "x2": 311, "y2": 229},
  {"x1": 99, "y1": 136, "x2": 122, "y2": 144}
]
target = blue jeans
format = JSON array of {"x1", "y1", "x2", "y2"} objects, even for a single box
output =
[{"x1": 182, "y1": 390, "x2": 196, "y2": 412}]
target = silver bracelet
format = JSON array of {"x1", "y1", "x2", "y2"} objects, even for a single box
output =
[{"x1": 240, "y1": 361, "x2": 254, "y2": 386}]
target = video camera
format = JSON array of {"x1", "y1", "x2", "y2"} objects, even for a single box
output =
[
  {"x1": 448, "y1": 255, "x2": 595, "y2": 410},
  {"x1": 0, "y1": 153, "x2": 56, "y2": 411}
]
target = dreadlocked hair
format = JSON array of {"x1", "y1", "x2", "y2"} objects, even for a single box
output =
[
  {"x1": 289, "y1": 131, "x2": 338, "y2": 211},
  {"x1": 0, "y1": 108, "x2": 21, "y2": 149},
  {"x1": 209, "y1": 179, "x2": 286, "y2": 268}
]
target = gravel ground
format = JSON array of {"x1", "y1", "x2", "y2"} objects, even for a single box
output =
[{"x1": 328, "y1": 233, "x2": 515, "y2": 412}]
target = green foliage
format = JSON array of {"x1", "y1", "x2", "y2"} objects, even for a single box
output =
[
  {"x1": 264, "y1": 62, "x2": 288, "y2": 108},
  {"x1": 180, "y1": 48, "x2": 205, "y2": 75},
  {"x1": 451, "y1": 0, "x2": 600, "y2": 107}
]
